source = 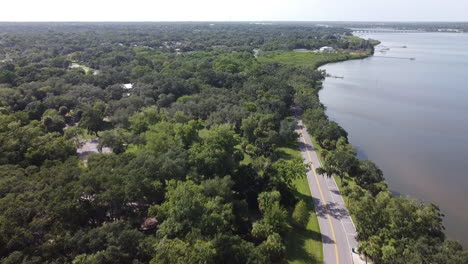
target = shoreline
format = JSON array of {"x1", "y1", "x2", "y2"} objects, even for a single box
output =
[{"x1": 311, "y1": 35, "x2": 467, "y2": 250}]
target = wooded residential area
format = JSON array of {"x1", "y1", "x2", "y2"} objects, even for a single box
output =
[{"x1": 0, "y1": 22, "x2": 466, "y2": 264}]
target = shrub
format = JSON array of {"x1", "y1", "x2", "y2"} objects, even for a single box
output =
[{"x1": 292, "y1": 200, "x2": 309, "y2": 228}]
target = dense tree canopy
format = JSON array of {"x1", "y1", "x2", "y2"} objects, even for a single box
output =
[
  {"x1": 0, "y1": 22, "x2": 466, "y2": 263},
  {"x1": 0, "y1": 22, "x2": 338, "y2": 263}
]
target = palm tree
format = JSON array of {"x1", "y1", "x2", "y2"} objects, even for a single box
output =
[{"x1": 316, "y1": 164, "x2": 335, "y2": 179}]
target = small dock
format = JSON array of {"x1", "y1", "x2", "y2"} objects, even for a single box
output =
[
  {"x1": 325, "y1": 74, "x2": 344, "y2": 79},
  {"x1": 373, "y1": 56, "x2": 415, "y2": 61}
]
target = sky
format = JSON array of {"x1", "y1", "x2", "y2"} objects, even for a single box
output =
[{"x1": 1, "y1": 0, "x2": 467, "y2": 22}]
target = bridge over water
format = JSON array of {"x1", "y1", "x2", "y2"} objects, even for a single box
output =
[{"x1": 352, "y1": 29, "x2": 424, "y2": 33}]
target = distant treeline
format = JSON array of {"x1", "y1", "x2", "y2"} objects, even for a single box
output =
[{"x1": 325, "y1": 21, "x2": 468, "y2": 32}]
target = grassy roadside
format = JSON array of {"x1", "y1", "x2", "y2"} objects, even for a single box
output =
[{"x1": 277, "y1": 147, "x2": 323, "y2": 264}]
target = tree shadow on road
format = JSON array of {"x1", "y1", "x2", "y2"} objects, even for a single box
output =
[
  {"x1": 298, "y1": 140, "x2": 315, "y2": 153},
  {"x1": 312, "y1": 196, "x2": 350, "y2": 221}
]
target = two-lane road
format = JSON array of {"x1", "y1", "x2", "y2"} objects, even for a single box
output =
[{"x1": 294, "y1": 116, "x2": 363, "y2": 264}]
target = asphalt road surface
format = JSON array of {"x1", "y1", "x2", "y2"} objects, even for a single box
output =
[{"x1": 294, "y1": 116, "x2": 364, "y2": 264}]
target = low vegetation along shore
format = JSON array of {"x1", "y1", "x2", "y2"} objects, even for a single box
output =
[
  {"x1": 281, "y1": 38, "x2": 468, "y2": 263},
  {"x1": 0, "y1": 22, "x2": 466, "y2": 264}
]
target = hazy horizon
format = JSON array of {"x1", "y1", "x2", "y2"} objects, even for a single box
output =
[
  {"x1": 1, "y1": 21, "x2": 468, "y2": 23},
  {"x1": 1, "y1": 0, "x2": 468, "y2": 22}
]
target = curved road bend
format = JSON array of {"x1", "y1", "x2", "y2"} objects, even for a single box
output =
[{"x1": 294, "y1": 115, "x2": 364, "y2": 264}]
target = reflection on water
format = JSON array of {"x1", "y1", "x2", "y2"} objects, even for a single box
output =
[{"x1": 319, "y1": 32, "x2": 468, "y2": 246}]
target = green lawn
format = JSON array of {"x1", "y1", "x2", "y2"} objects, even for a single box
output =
[
  {"x1": 257, "y1": 50, "x2": 370, "y2": 69},
  {"x1": 70, "y1": 62, "x2": 94, "y2": 74},
  {"x1": 277, "y1": 147, "x2": 323, "y2": 264}
]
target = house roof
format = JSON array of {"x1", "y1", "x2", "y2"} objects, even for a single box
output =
[
  {"x1": 140, "y1": 217, "x2": 158, "y2": 231},
  {"x1": 123, "y1": 83, "x2": 133, "y2": 89}
]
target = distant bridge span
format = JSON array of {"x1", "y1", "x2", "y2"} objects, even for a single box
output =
[{"x1": 352, "y1": 29, "x2": 424, "y2": 33}]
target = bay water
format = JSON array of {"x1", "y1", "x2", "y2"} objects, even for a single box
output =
[{"x1": 319, "y1": 32, "x2": 468, "y2": 246}]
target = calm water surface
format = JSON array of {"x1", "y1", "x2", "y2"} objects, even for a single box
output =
[{"x1": 319, "y1": 33, "x2": 468, "y2": 246}]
